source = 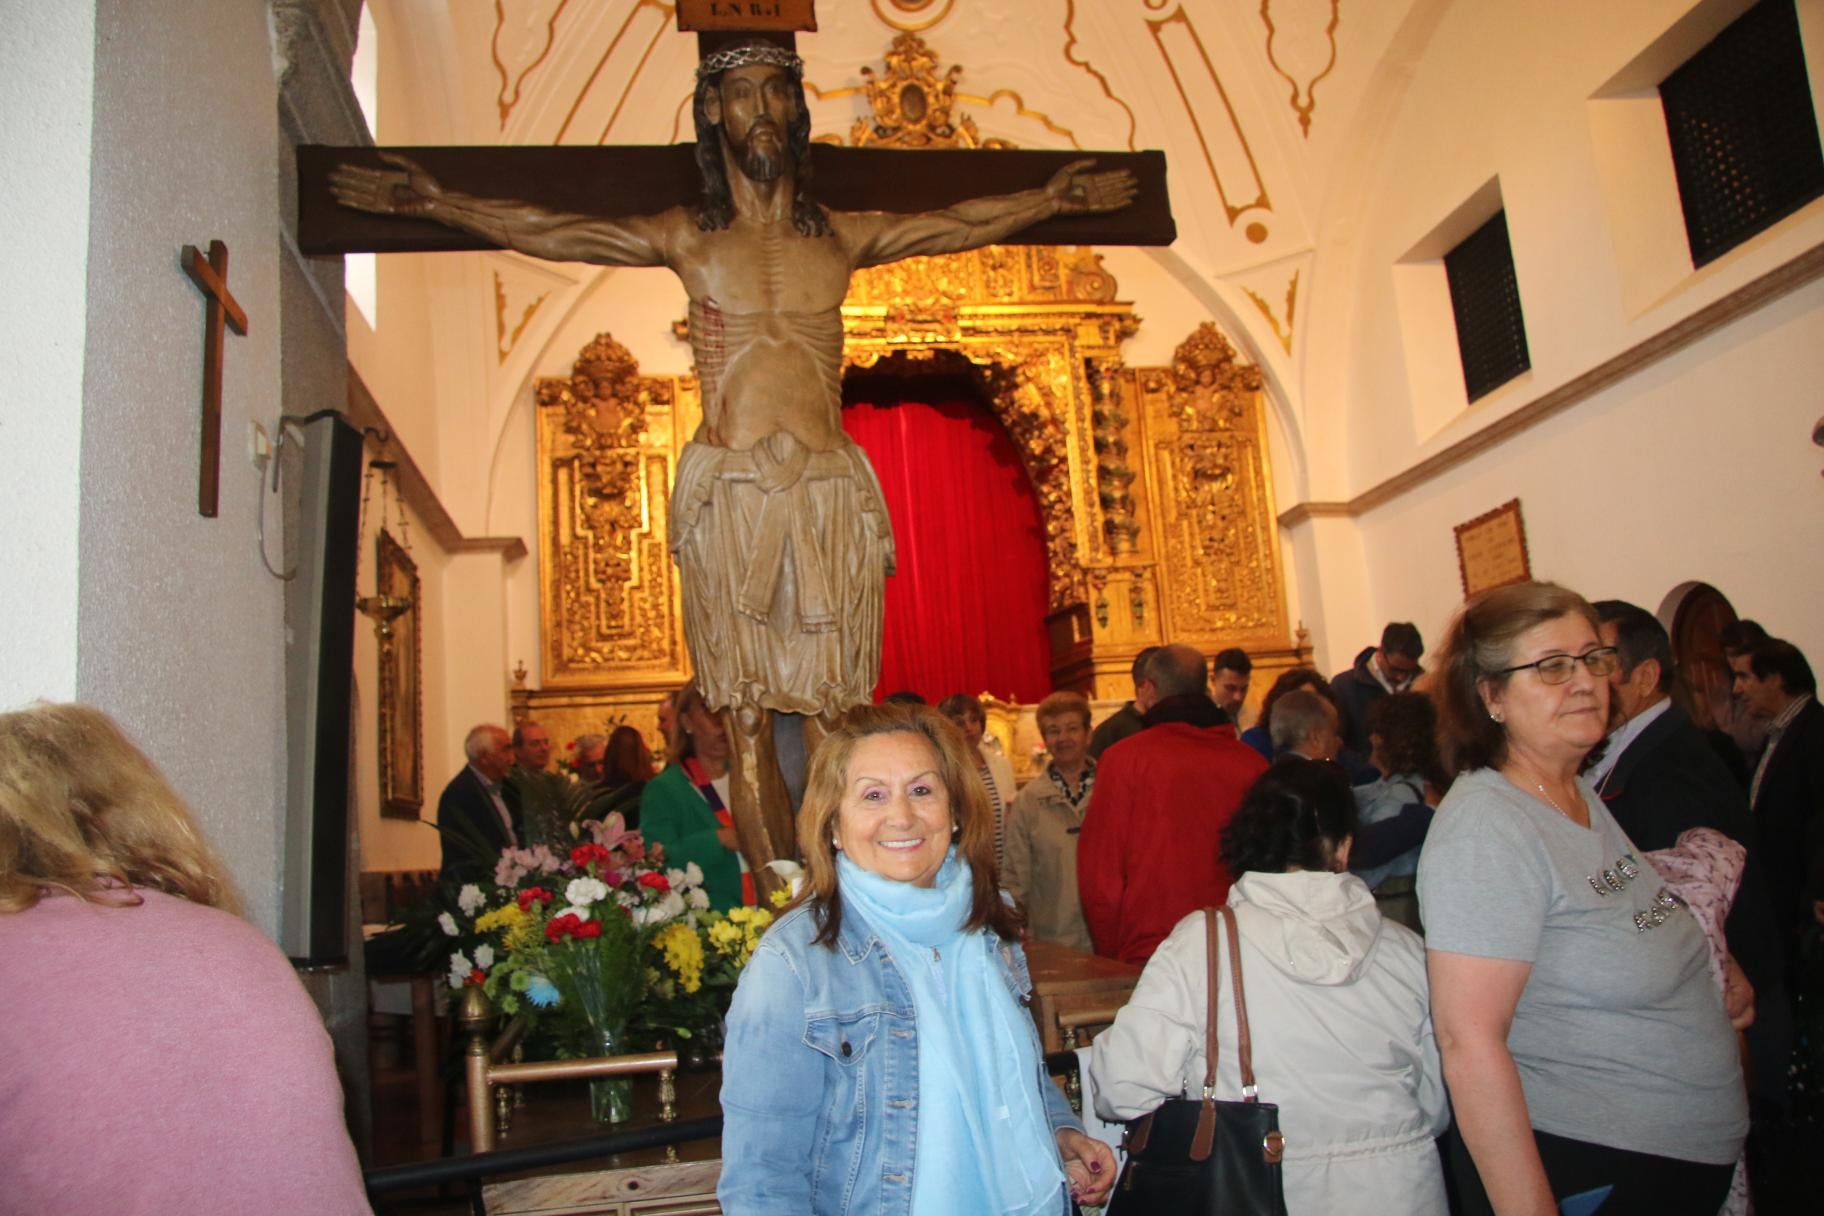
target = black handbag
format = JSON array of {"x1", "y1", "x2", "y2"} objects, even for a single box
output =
[{"x1": 1104, "y1": 906, "x2": 1288, "y2": 1215}]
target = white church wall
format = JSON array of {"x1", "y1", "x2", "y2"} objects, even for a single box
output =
[
  {"x1": 1355, "y1": 275, "x2": 1824, "y2": 676},
  {"x1": 74, "y1": 0, "x2": 290, "y2": 934},
  {"x1": 1289, "y1": 0, "x2": 1824, "y2": 675},
  {"x1": 1, "y1": 4, "x2": 95, "y2": 707},
  {"x1": 491, "y1": 386, "x2": 542, "y2": 686},
  {"x1": 348, "y1": 253, "x2": 444, "y2": 490},
  {"x1": 440, "y1": 553, "x2": 516, "y2": 756}
]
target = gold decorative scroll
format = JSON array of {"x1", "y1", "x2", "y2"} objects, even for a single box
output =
[
  {"x1": 1455, "y1": 499, "x2": 1531, "y2": 598},
  {"x1": 1261, "y1": 0, "x2": 1342, "y2": 138},
  {"x1": 851, "y1": 31, "x2": 1010, "y2": 149},
  {"x1": 534, "y1": 334, "x2": 698, "y2": 688},
  {"x1": 1133, "y1": 322, "x2": 1290, "y2": 646}
]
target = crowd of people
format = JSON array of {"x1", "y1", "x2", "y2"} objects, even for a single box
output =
[
  {"x1": 4, "y1": 580, "x2": 1816, "y2": 1214},
  {"x1": 712, "y1": 584, "x2": 1821, "y2": 1214}
]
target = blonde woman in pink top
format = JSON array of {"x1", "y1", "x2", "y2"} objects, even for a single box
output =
[{"x1": 0, "y1": 703, "x2": 370, "y2": 1216}]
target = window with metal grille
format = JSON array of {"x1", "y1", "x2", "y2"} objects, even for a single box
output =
[
  {"x1": 1444, "y1": 210, "x2": 1530, "y2": 403},
  {"x1": 1661, "y1": 0, "x2": 1824, "y2": 267}
]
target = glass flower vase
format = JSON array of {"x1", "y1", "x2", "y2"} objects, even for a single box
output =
[{"x1": 588, "y1": 1024, "x2": 634, "y2": 1124}]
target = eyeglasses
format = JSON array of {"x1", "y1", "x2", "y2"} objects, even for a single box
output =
[{"x1": 1498, "y1": 646, "x2": 1620, "y2": 685}]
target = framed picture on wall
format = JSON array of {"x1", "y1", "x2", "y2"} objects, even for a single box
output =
[
  {"x1": 1454, "y1": 499, "x2": 1532, "y2": 599},
  {"x1": 377, "y1": 529, "x2": 424, "y2": 819}
]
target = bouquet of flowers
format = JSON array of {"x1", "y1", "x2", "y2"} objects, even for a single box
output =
[{"x1": 432, "y1": 812, "x2": 776, "y2": 1120}]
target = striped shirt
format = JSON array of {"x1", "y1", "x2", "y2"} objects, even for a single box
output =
[{"x1": 978, "y1": 759, "x2": 1008, "y2": 871}]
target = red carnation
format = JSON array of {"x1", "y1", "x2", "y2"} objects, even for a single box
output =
[
  {"x1": 468, "y1": 968, "x2": 487, "y2": 986},
  {"x1": 570, "y1": 843, "x2": 612, "y2": 870},
  {"x1": 638, "y1": 871, "x2": 671, "y2": 895},
  {"x1": 575, "y1": 920, "x2": 602, "y2": 939},
  {"x1": 545, "y1": 912, "x2": 585, "y2": 943},
  {"x1": 518, "y1": 887, "x2": 553, "y2": 911}
]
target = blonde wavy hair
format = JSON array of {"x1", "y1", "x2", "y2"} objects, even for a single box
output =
[
  {"x1": 793, "y1": 703, "x2": 1019, "y2": 947},
  {"x1": 0, "y1": 702, "x2": 240, "y2": 914}
]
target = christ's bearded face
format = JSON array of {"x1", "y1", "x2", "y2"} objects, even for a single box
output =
[{"x1": 712, "y1": 63, "x2": 799, "y2": 183}]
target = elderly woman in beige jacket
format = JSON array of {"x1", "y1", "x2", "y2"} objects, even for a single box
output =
[
  {"x1": 1003, "y1": 691, "x2": 1096, "y2": 953},
  {"x1": 1089, "y1": 759, "x2": 1448, "y2": 1215}
]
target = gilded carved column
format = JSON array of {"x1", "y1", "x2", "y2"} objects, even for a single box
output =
[{"x1": 1089, "y1": 359, "x2": 1140, "y2": 556}]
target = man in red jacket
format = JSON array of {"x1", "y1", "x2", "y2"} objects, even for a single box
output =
[{"x1": 1078, "y1": 644, "x2": 1268, "y2": 964}]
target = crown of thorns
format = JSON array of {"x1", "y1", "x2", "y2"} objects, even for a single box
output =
[{"x1": 697, "y1": 42, "x2": 804, "y2": 80}]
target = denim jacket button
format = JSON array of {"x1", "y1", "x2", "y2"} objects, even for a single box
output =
[{"x1": 840, "y1": 1040, "x2": 852, "y2": 1058}]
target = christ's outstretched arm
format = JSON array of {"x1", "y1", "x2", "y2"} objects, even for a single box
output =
[
  {"x1": 329, "y1": 152, "x2": 672, "y2": 267},
  {"x1": 839, "y1": 159, "x2": 1137, "y2": 269}
]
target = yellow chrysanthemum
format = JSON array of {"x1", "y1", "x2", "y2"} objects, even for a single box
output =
[
  {"x1": 707, "y1": 920, "x2": 743, "y2": 955},
  {"x1": 654, "y1": 921, "x2": 704, "y2": 994},
  {"x1": 474, "y1": 904, "x2": 524, "y2": 934}
]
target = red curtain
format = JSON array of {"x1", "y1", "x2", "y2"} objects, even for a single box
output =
[{"x1": 841, "y1": 397, "x2": 1053, "y2": 705}]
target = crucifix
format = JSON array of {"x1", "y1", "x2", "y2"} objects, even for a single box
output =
[
  {"x1": 299, "y1": 1, "x2": 1173, "y2": 897},
  {"x1": 180, "y1": 240, "x2": 249, "y2": 518}
]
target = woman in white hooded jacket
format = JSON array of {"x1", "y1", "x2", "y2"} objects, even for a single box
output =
[{"x1": 1089, "y1": 758, "x2": 1449, "y2": 1215}]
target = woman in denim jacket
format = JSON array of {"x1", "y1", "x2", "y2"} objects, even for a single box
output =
[{"x1": 718, "y1": 704, "x2": 1116, "y2": 1214}]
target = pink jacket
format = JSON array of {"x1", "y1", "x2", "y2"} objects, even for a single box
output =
[{"x1": 0, "y1": 889, "x2": 370, "y2": 1215}]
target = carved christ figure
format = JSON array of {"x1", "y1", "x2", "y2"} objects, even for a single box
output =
[{"x1": 330, "y1": 39, "x2": 1136, "y2": 875}]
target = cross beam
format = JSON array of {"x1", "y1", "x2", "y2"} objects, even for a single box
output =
[
  {"x1": 180, "y1": 240, "x2": 249, "y2": 518},
  {"x1": 296, "y1": 145, "x2": 1173, "y2": 256}
]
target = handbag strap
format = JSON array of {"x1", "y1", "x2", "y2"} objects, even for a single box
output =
[
  {"x1": 1188, "y1": 907, "x2": 1223, "y2": 1161},
  {"x1": 1200, "y1": 907, "x2": 1221, "y2": 1097},
  {"x1": 1137, "y1": 906, "x2": 1275, "y2": 1170},
  {"x1": 1218, "y1": 905, "x2": 1259, "y2": 1098}
]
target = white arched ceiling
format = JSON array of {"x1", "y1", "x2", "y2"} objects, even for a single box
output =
[{"x1": 366, "y1": 0, "x2": 1434, "y2": 518}]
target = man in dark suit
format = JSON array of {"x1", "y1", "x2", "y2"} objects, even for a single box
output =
[
  {"x1": 1734, "y1": 638, "x2": 1824, "y2": 971},
  {"x1": 437, "y1": 723, "x2": 523, "y2": 883},
  {"x1": 1593, "y1": 606, "x2": 1782, "y2": 1042}
]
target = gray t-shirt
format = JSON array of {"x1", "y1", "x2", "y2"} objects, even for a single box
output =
[{"x1": 1417, "y1": 768, "x2": 1746, "y2": 1165}]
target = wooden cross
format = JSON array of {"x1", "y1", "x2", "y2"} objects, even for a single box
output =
[
  {"x1": 296, "y1": 3, "x2": 1171, "y2": 255},
  {"x1": 180, "y1": 240, "x2": 249, "y2": 518}
]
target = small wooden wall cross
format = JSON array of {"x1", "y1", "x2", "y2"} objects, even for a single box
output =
[{"x1": 181, "y1": 240, "x2": 249, "y2": 518}]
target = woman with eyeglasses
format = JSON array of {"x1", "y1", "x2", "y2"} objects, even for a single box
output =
[{"x1": 1417, "y1": 582, "x2": 1748, "y2": 1214}]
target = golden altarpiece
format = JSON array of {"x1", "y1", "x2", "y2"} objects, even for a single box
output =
[{"x1": 511, "y1": 35, "x2": 1308, "y2": 777}]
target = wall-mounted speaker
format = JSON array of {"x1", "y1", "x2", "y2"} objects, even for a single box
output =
[{"x1": 281, "y1": 411, "x2": 362, "y2": 965}]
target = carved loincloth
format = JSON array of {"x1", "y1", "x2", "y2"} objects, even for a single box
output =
[{"x1": 670, "y1": 431, "x2": 896, "y2": 716}]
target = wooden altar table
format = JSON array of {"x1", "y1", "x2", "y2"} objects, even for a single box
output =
[{"x1": 1022, "y1": 938, "x2": 1142, "y2": 1052}]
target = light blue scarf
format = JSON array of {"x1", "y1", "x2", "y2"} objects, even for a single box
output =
[{"x1": 839, "y1": 850, "x2": 1065, "y2": 1216}]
